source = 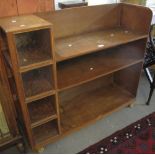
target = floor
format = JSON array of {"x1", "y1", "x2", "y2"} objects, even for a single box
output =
[{"x1": 2, "y1": 73, "x2": 155, "y2": 154}]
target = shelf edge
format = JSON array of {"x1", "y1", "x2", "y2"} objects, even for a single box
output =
[
  {"x1": 58, "y1": 59, "x2": 143, "y2": 92},
  {"x1": 20, "y1": 60, "x2": 53, "y2": 73},
  {"x1": 31, "y1": 115, "x2": 58, "y2": 129},
  {"x1": 56, "y1": 35, "x2": 147, "y2": 62},
  {"x1": 25, "y1": 90, "x2": 56, "y2": 104}
]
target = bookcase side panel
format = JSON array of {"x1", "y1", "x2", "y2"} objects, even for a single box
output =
[
  {"x1": 120, "y1": 3, "x2": 152, "y2": 34},
  {"x1": 6, "y1": 33, "x2": 35, "y2": 147}
]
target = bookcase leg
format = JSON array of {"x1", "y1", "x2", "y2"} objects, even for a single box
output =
[
  {"x1": 16, "y1": 142, "x2": 26, "y2": 153},
  {"x1": 128, "y1": 103, "x2": 134, "y2": 108},
  {"x1": 36, "y1": 147, "x2": 45, "y2": 153}
]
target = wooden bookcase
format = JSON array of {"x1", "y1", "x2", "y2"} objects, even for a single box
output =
[{"x1": 0, "y1": 3, "x2": 152, "y2": 152}]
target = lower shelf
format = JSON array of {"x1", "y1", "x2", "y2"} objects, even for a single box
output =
[
  {"x1": 60, "y1": 76, "x2": 134, "y2": 133},
  {"x1": 28, "y1": 96, "x2": 57, "y2": 128},
  {"x1": 32, "y1": 120, "x2": 59, "y2": 144}
]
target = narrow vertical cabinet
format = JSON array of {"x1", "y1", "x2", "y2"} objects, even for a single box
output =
[{"x1": 0, "y1": 15, "x2": 61, "y2": 151}]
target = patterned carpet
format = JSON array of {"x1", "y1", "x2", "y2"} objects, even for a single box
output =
[{"x1": 80, "y1": 112, "x2": 155, "y2": 154}]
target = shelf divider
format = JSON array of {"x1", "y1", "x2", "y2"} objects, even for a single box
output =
[
  {"x1": 20, "y1": 60, "x2": 53, "y2": 73},
  {"x1": 25, "y1": 90, "x2": 56, "y2": 104},
  {"x1": 31, "y1": 115, "x2": 57, "y2": 129}
]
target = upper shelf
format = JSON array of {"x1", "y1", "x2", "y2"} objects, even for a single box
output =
[{"x1": 55, "y1": 27, "x2": 147, "y2": 62}]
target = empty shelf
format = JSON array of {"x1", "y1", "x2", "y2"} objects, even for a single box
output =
[
  {"x1": 14, "y1": 28, "x2": 53, "y2": 68},
  {"x1": 57, "y1": 40, "x2": 144, "y2": 90},
  {"x1": 22, "y1": 66, "x2": 54, "y2": 99},
  {"x1": 60, "y1": 77, "x2": 134, "y2": 133},
  {"x1": 55, "y1": 27, "x2": 147, "y2": 62},
  {"x1": 28, "y1": 96, "x2": 57, "y2": 128},
  {"x1": 33, "y1": 120, "x2": 59, "y2": 145}
]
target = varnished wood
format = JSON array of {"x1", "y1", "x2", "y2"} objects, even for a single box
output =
[
  {"x1": 0, "y1": 0, "x2": 18, "y2": 18},
  {"x1": 0, "y1": 15, "x2": 52, "y2": 33},
  {"x1": 38, "y1": 4, "x2": 121, "y2": 39},
  {"x1": 59, "y1": 76, "x2": 134, "y2": 133},
  {"x1": 28, "y1": 96, "x2": 57, "y2": 128},
  {"x1": 20, "y1": 60, "x2": 53, "y2": 73},
  {"x1": 50, "y1": 28, "x2": 62, "y2": 135},
  {"x1": 17, "y1": 0, "x2": 54, "y2": 15},
  {"x1": 14, "y1": 28, "x2": 53, "y2": 68},
  {"x1": 22, "y1": 66, "x2": 55, "y2": 98},
  {"x1": 57, "y1": 39, "x2": 145, "y2": 90},
  {"x1": 35, "y1": 75, "x2": 135, "y2": 149},
  {"x1": 0, "y1": 15, "x2": 61, "y2": 150},
  {"x1": 120, "y1": 3, "x2": 152, "y2": 34},
  {"x1": 55, "y1": 28, "x2": 147, "y2": 62},
  {"x1": 6, "y1": 31, "x2": 35, "y2": 148},
  {"x1": 0, "y1": 3, "x2": 152, "y2": 151},
  {"x1": 32, "y1": 120, "x2": 59, "y2": 145},
  {"x1": 0, "y1": 0, "x2": 54, "y2": 18},
  {"x1": 25, "y1": 90, "x2": 56, "y2": 104}
]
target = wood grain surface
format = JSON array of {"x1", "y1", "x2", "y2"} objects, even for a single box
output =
[
  {"x1": 0, "y1": 0, "x2": 54, "y2": 18},
  {"x1": 17, "y1": 0, "x2": 54, "y2": 15},
  {"x1": 0, "y1": 0, "x2": 18, "y2": 18}
]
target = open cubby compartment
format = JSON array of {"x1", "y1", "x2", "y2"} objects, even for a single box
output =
[
  {"x1": 14, "y1": 28, "x2": 53, "y2": 67},
  {"x1": 59, "y1": 62, "x2": 142, "y2": 133},
  {"x1": 28, "y1": 95, "x2": 57, "y2": 128},
  {"x1": 57, "y1": 39, "x2": 146, "y2": 90},
  {"x1": 21, "y1": 65, "x2": 55, "y2": 99},
  {"x1": 32, "y1": 120, "x2": 59, "y2": 144}
]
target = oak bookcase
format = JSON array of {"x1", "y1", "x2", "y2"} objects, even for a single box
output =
[{"x1": 0, "y1": 3, "x2": 152, "y2": 152}]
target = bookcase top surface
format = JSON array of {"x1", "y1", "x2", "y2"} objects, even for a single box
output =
[{"x1": 0, "y1": 15, "x2": 52, "y2": 33}]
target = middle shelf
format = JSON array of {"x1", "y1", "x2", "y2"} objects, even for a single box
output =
[{"x1": 57, "y1": 39, "x2": 145, "y2": 90}]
